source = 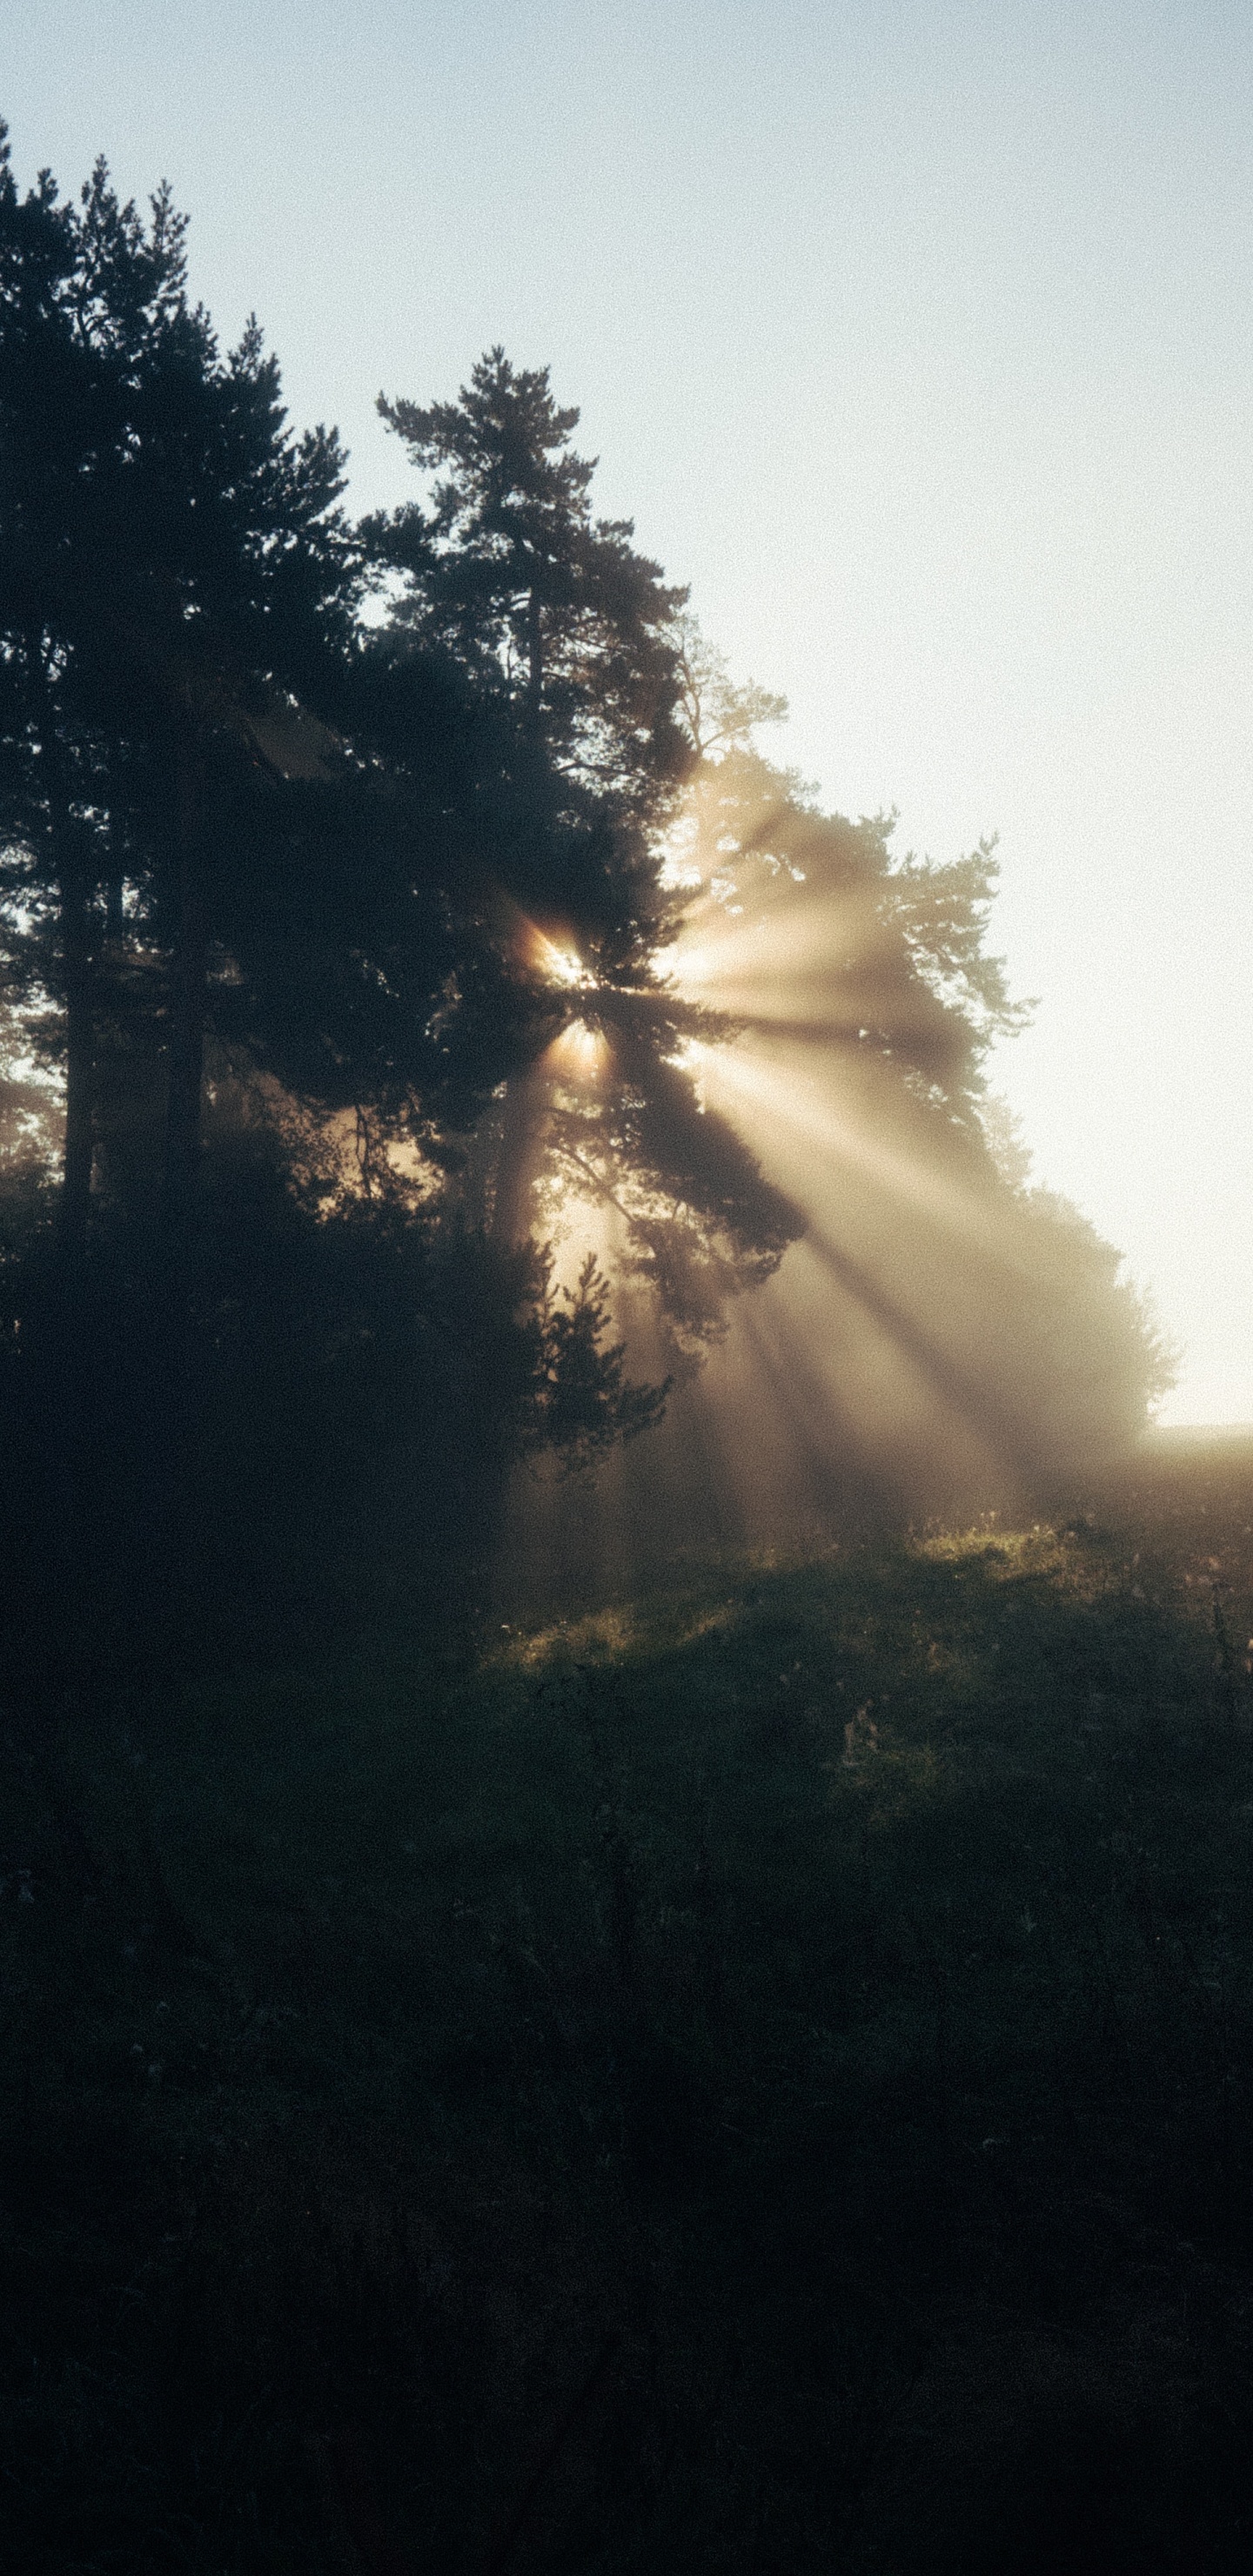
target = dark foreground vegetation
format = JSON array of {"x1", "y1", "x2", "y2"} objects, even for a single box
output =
[{"x1": 5, "y1": 1435, "x2": 1253, "y2": 2573}]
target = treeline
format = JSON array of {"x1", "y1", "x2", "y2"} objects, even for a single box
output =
[
  {"x1": 0, "y1": 129, "x2": 790, "y2": 1672},
  {"x1": 0, "y1": 125, "x2": 1166, "y2": 1675}
]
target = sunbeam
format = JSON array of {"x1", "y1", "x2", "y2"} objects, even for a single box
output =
[
  {"x1": 502, "y1": 737, "x2": 1165, "y2": 1583},
  {"x1": 692, "y1": 1041, "x2": 1020, "y2": 1262},
  {"x1": 544, "y1": 1017, "x2": 609, "y2": 1082},
  {"x1": 526, "y1": 925, "x2": 591, "y2": 989}
]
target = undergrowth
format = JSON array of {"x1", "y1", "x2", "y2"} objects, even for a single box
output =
[{"x1": 3, "y1": 1445, "x2": 1253, "y2": 2570}]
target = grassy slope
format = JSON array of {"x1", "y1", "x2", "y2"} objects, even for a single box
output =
[{"x1": 5, "y1": 1441, "x2": 1253, "y2": 2572}]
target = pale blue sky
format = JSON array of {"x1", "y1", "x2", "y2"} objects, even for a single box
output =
[{"x1": 5, "y1": 0, "x2": 1251, "y2": 1418}]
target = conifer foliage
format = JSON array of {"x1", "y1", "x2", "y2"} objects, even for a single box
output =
[
  {"x1": 372, "y1": 345, "x2": 688, "y2": 951},
  {"x1": 0, "y1": 121, "x2": 1169, "y2": 1673}
]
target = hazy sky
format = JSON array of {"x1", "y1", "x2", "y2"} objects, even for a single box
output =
[{"x1": 5, "y1": 0, "x2": 1251, "y2": 1420}]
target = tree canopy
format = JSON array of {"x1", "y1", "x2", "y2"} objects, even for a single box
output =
[{"x1": 0, "y1": 120, "x2": 1170, "y2": 1674}]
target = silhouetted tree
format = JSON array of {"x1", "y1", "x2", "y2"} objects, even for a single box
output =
[
  {"x1": 0, "y1": 116, "x2": 1169, "y2": 1677},
  {"x1": 0, "y1": 133, "x2": 189, "y2": 1254},
  {"x1": 0, "y1": 142, "x2": 680, "y2": 1677},
  {"x1": 360, "y1": 359, "x2": 802, "y2": 1338},
  {"x1": 0, "y1": 131, "x2": 363, "y2": 1252},
  {"x1": 370, "y1": 347, "x2": 689, "y2": 957}
]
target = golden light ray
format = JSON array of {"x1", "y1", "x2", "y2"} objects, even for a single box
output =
[
  {"x1": 694, "y1": 1040, "x2": 1035, "y2": 1274},
  {"x1": 692, "y1": 1039, "x2": 954, "y2": 1204},
  {"x1": 541, "y1": 1170, "x2": 620, "y2": 1291},
  {"x1": 525, "y1": 923, "x2": 588, "y2": 988},
  {"x1": 497, "y1": 828, "x2": 1127, "y2": 1600},
  {"x1": 552, "y1": 1015, "x2": 608, "y2": 1077},
  {"x1": 498, "y1": 1221, "x2": 1024, "y2": 1610},
  {"x1": 541, "y1": 1018, "x2": 609, "y2": 1082},
  {"x1": 666, "y1": 887, "x2": 880, "y2": 997},
  {"x1": 735, "y1": 1250, "x2": 1008, "y2": 1498}
]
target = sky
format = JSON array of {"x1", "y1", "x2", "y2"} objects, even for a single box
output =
[{"x1": 4, "y1": 0, "x2": 1251, "y2": 1422}]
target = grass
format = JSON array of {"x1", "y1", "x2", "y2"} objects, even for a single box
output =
[{"x1": 5, "y1": 1439, "x2": 1253, "y2": 2570}]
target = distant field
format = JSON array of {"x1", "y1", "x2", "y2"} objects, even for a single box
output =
[{"x1": 5, "y1": 1436, "x2": 1253, "y2": 2572}]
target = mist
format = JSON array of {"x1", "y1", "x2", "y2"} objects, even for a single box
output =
[{"x1": 501, "y1": 701, "x2": 1168, "y2": 1600}]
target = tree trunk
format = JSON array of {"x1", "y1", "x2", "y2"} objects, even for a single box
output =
[
  {"x1": 161, "y1": 756, "x2": 208, "y2": 1241},
  {"x1": 46, "y1": 797, "x2": 97, "y2": 1620},
  {"x1": 152, "y1": 755, "x2": 210, "y2": 1660},
  {"x1": 57, "y1": 858, "x2": 95, "y2": 1261},
  {"x1": 525, "y1": 583, "x2": 544, "y2": 735},
  {"x1": 491, "y1": 1067, "x2": 546, "y2": 1247}
]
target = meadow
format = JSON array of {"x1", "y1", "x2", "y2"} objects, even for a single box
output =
[{"x1": 4, "y1": 1433, "x2": 1253, "y2": 2572}]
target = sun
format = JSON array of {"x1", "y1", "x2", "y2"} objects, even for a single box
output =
[{"x1": 530, "y1": 929, "x2": 588, "y2": 989}]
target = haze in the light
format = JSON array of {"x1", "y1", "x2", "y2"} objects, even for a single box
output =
[{"x1": 7, "y1": 0, "x2": 1251, "y2": 1423}]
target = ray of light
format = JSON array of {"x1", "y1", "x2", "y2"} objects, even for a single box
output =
[
  {"x1": 664, "y1": 887, "x2": 881, "y2": 996},
  {"x1": 543, "y1": 1018, "x2": 609, "y2": 1081},
  {"x1": 497, "y1": 860, "x2": 1140, "y2": 1593},
  {"x1": 795, "y1": 1230, "x2": 1040, "y2": 1483},
  {"x1": 734, "y1": 1258, "x2": 1008, "y2": 1506},
  {"x1": 526, "y1": 925, "x2": 589, "y2": 988},
  {"x1": 692, "y1": 1039, "x2": 1025, "y2": 1266}
]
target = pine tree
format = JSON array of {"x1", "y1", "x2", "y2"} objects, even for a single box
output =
[
  {"x1": 0, "y1": 131, "x2": 364, "y2": 1248},
  {"x1": 371, "y1": 347, "x2": 689, "y2": 962},
  {"x1": 0, "y1": 131, "x2": 189, "y2": 1253}
]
